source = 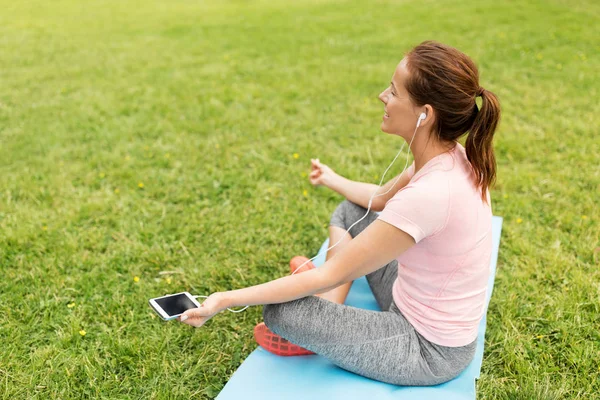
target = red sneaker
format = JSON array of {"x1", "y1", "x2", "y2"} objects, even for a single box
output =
[
  {"x1": 253, "y1": 322, "x2": 315, "y2": 356},
  {"x1": 289, "y1": 256, "x2": 316, "y2": 275}
]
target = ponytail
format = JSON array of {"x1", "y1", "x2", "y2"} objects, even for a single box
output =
[
  {"x1": 465, "y1": 87, "x2": 501, "y2": 202},
  {"x1": 405, "y1": 41, "x2": 501, "y2": 202}
]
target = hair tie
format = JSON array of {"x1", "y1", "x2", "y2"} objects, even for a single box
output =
[{"x1": 477, "y1": 87, "x2": 485, "y2": 97}]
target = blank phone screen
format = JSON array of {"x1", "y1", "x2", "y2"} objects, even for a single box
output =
[{"x1": 155, "y1": 294, "x2": 197, "y2": 317}]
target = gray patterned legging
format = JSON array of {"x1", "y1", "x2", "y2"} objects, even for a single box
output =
[{"x1": 262, "y1": 199, "x2": 476, "y2": 386}]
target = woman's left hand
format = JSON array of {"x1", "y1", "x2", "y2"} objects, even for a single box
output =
[{"x1": 178, "y1": 292, "x2": 228, "y2": 328}]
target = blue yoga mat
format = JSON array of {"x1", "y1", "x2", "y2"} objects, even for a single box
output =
[{"x1": 218, "y1": 216, "x2": 503, "y2": 400}]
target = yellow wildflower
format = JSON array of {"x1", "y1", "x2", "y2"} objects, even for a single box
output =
[
  {"x1": 114, "y1": 188, "x2": 120, "y2": 194},
  {"x1": 582, "y1": 215, "x2": 587, "y2": 220},
  {"x1": 166, "y1": 277, "x2": 172, "y2": 284},
  {"x1": 138, "y1": 182, "x2": 144, "y2": 189},
  {"x1": 303, "y1": 189, "x2": 308, "y2": 197},
  {"x1": 301, "y1": 172, "x2": 307, "y2": 178},
  {"x1": 99, "y1": 172, "x2": 105, "y2": 178},
  {"x1": 79, "y1": 330, "x2": 86, "y2": 336},
  {"x1": 67, "y1": 303, "x2": 76, "y2": 308},
  {"x1": 516, "y1": 218, "x2": 523, "y2": 224},
  {"x1": 293, "y1": 153, "x2": 299, "y2": 159},
  {"x1": 133, "y1": 276, "x2": 140, "y2": 282},
  {"x1": 42, "y1": 226, "x2": 48, "y2": 231}
]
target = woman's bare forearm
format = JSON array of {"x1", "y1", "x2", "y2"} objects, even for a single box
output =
[
  {"x1": 221, "y1": 267, "x2": 337, "y2": 309},
  {"x1": 326, "y1": 174, "x2": 384, "y2": 210}
]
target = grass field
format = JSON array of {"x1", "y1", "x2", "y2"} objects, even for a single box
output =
[{"x1": 1, "y1": 0, "x2": 599, "y2": 398}]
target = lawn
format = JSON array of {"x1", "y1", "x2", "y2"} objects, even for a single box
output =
[{"x1": 0, "y1": 0, "x2": 598, "y2": 398}]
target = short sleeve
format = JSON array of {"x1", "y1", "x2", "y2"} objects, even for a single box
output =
[{"x1": 377, "y1": 174, "x2": 450, "y2": 243}]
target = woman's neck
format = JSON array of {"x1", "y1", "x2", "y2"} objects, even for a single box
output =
[{"x1": 410, "y1": 135, "x2": 455, "y2": 174}]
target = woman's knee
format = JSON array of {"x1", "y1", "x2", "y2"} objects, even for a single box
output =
[
  {"x1": 263, "y1": 298, "x2": 315, "y2": 337},
  {"x1": 263, "y1": 300, "x2": 300, "y2": 335},
  {"x1": 262, "y1": 303, "x2": 285, "y2": 333},
  {"x1": 338, "y1": 199, "x2": 364, "y2": 214},
  {"x1": 330, "y1": 199, "x2": 362, "y2": 229}
]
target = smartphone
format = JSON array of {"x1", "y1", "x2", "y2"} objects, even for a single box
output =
[{"x1": 148, "y1": 292, "x2": 201, "y2": 320}]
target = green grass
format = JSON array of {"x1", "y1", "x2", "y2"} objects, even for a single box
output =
[{"x1": 1, "y1": 0, "x2": 599, "y2": 398}]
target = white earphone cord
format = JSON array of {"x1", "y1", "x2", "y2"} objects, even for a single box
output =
[
  {"x1": 289, "y1": 115, "x2": 421, "y2": 276},
  {"x1": 196, "y1": 114, "x2": 424, "y2": 313}
]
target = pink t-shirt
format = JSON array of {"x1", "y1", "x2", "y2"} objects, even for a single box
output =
[{"x1": 377, "y1": 143, "x2": 492, "y2": 347}]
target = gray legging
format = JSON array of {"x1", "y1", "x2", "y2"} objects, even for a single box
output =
[{"x1": 263, "y1": 199, "x2": 477, "y2": 386}]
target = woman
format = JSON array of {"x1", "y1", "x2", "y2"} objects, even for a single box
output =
[{"x1": 179, "y1": 41, "x2": 501, "y2": 386}]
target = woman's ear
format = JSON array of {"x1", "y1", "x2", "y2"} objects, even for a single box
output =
[{"x1": 421, "y1": 104, "x2": 435, "y2": 127}]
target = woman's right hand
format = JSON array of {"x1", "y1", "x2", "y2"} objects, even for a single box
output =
[
  {"x1": 178, "y1": 292, "x2": 227, "y2": 329},
  {"x1": 309, "y1": 158, "x2": 337, "y2": 187}
]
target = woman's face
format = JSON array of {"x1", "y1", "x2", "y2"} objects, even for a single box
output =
[{"x1": 378, "y1": 58, "x2": 422, "y2": 139}]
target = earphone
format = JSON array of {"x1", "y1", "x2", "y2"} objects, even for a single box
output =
[
  {"x1": 196, "y1": 111, "x2": 426, "y2": 313},
  {"x1": 416, "y1": 112, "x2": 426, "y2": 128}
]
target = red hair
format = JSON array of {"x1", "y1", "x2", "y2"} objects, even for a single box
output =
[{"x1": 405, "y1": 41, "x2": 501, "y2": 201}]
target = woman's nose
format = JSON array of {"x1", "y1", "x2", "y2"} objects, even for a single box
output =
[{"x1": 378, "y1": 91, "x2": 387, "y2": 104}]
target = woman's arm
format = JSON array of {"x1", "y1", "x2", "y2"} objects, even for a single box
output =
[
  {"x1": 223, "y1": 267, "x2": 337, "y2": 308},
  {"x1": 180, "y1": 219, "x2": 415, "y2": 328},
  {"x1": 326, "y1": 170, "x2": 413, "y2": 212}
]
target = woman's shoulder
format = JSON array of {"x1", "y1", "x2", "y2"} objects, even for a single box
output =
[
  {"x1": 433, "y1": 142, "x2": 475, "y2": 183},
  {"x1": 406, "y1": 143, "x2": 481, "y2": 202},
  {"x1": 410, "y1": 144, "x2": 463, "y2": 184}
]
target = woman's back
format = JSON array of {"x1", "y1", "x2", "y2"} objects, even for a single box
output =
[{"x1": 378, "y1": 143, "x2": 493, "y2": 347}]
